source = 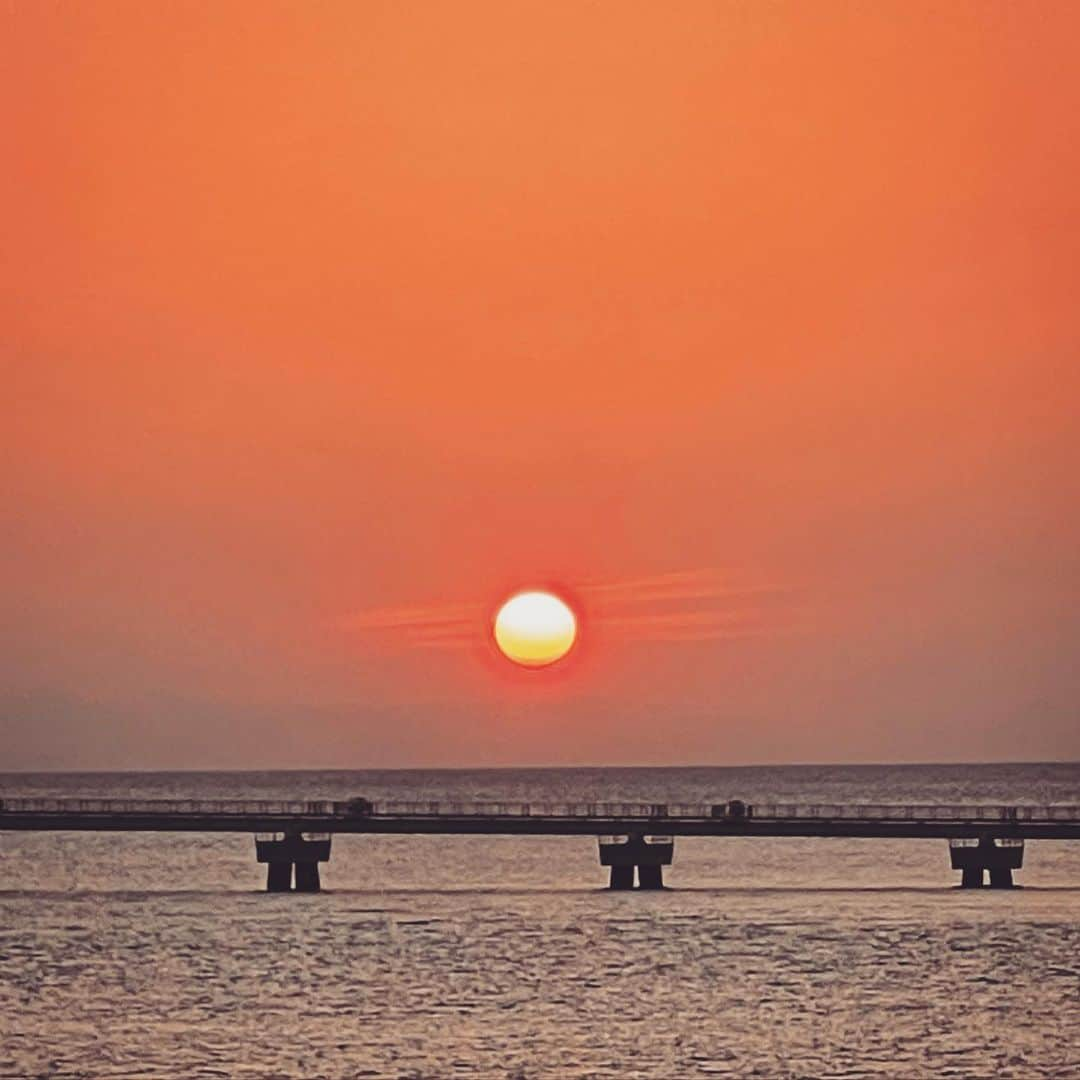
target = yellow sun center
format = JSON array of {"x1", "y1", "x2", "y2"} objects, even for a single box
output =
[{"x1": 493, "y1": 591, "x2": 577, "y2": 668}]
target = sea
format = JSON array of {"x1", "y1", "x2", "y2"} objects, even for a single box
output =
[{"x1": 1, "y1": 763, "x2": 1078, "y2": 1080}]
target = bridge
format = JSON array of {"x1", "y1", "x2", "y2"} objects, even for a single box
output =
[{"x1": 2, "y1": 797, "x2": 1078, "y2": 892}]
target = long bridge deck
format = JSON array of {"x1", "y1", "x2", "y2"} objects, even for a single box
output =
[
  {"x1": 4, "y1": 798, "x2": 1077, "y2": 891},
  {"x1": 3, "y1": 797, "x2": 1079, "y2": 839}
]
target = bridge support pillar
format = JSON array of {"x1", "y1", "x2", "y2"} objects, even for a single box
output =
[
  {"x1": 294, "y1": 861, "x2": 321, "y2": 892},
  {"x1": 256, "y1": 832, "x2": 331, "y2": 893},
  {"x1": 637, "y1": 864, "x2": 664, "y2": 890},
  {"x1": 949, "y1": 836, "x2": 1023, "y2": 889},
  {"x1": 266, "y1": 861, "x2": 293, "y2": 892},
  {"x1": 599, "y1": 835, "x2": 673, "y2": 890},
  {"x1": 960, "y1": 866, "x2": 984, "y2": 889}
]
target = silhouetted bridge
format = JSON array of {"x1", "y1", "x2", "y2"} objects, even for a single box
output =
[{"x1": 2, "y1": 797, "x2": 1078, "y2": 892}]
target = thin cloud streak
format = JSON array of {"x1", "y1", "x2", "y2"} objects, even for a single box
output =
[
  {"x1": 338, "y1": 602, "x2": 480, "y2": 631},
  {"x1": 579, "y1": 568, "x2": 790, "y2": 604},
  {"x1": 337, "y1": 568, "x2": 804, "y2": 651}
]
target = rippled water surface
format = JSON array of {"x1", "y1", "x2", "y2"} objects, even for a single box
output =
[{"x1": 2, "y1": 764, "x2": 1078, "y2": 1079}]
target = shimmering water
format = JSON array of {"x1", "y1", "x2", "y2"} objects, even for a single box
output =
[{"x1": 2, "y1": 764, "x2": 1078, "y2": 1079}]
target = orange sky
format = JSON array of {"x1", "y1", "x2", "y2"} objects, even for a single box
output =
[{"x1": 4, "y1": 1, "x2": 1079, "y2": 769}]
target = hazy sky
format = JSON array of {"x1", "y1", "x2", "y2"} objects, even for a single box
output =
[{"x1": 4, "y1": 2, "x2": 1078, "y2": 770}]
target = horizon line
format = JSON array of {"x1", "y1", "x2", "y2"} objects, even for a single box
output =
[{"x1": 1, "y1": 758, "x2": 1077, "y2": 777}]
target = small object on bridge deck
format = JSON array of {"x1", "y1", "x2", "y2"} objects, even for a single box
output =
[
  {"x1": 598, "y1": 834, "x2": 674, "y2": 889},
  {"x1": 949, "y1": 835, "x2": 1024, "y2": 888},
  {"x1": 255, "y1": 832, "x2": 331, "y2": 893},
  {"x1": 711, "y1": 799, "x2": 753, "y2": 820}
]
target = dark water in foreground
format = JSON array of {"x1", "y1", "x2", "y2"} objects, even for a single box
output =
[{"x1": 2, "y1": 763, "x2": 1079, "y2": 1079}]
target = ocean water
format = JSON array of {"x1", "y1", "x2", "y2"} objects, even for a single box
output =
[{"x1": 1, "y1": 763, "x2": 1078, "y2": 1079}]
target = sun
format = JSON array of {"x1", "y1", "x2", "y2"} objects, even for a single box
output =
[{"x1": 493, "y1": 591, "x2": 577, "y2": 668}]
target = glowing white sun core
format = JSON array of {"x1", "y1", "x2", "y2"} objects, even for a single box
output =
[{"x1": 492, "y1": 591, "x2": 577, "y2": 668}]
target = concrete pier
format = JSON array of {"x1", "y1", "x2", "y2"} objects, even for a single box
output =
[
  {"x1": 598, "y1": 834, "x2": 674, "y2": 889},
  {"x1": 293, "y1": 861, "x2": 321, "y2": 892},
  {"x1": 949, "y1": 835, "x2": 1024, "y2": 888},
  {"x1": 266, "y1": 860, "x2": 293, "y2": 892},
  {"x1": 255, "y1": 832, "x2": 331, "y2": 892},
  {"x1": 637, "y1": 863, "x2": 664, "y2": 890}
]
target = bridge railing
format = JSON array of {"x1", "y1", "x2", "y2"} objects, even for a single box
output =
[
  {"x1": 0, "y1": 798, "x2": 338, "y2": 816},
  {"x1": 366, "y1": 801, "x2": 733, "y2": 818},
  {"x1": 366, "y1": 802, "x2": 1080, "y2": 821},
  {"x1": 2, "y1": 798, "x2": 1079, "y2": 822},
  {"x1": 744, "y1": 804, "x2": 1080, "y2": 822}
]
